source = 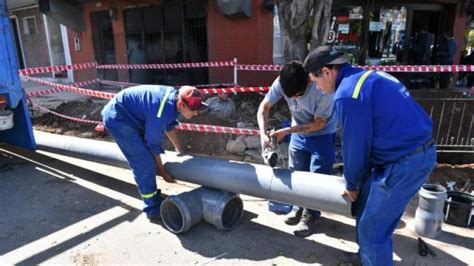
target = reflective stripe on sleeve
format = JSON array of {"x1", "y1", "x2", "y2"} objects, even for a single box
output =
[
  {"x1": 352, "y1": 70, "x2": 374, "y2": 99},
  {"x1": 157, "y1": 89, "x2": 172, "y2": 118}
]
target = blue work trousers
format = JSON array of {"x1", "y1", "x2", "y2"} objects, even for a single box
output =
[
  {"x1": 103, "y1": 116, "x2": 162, "y2": 217},
  {"x1": 354, "y1": 145, "x2": 436, "y2": 265},
  {"x1": 269, "y1": 133, "x2": 336, "y2": 214}
]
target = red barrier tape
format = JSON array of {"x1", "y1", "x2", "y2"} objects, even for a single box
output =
[
  {"x1": 19, "y1": 62, "x2": 97, "y2": 75},
  {"x1": 25, "y1": 79, "x2": 99, "y2": 97},
  {"x1": 31, "y1": 101, "x2": 259, "y2": 136},
  {"x1": 199, "y1": 86, "x2": 269, "y2": 94},
  {"x1": 24, "y1": 75, "x2": 268, "y2": 97},
  {"x1": 96, "y1": 61, "x2": 235, "y2": 70},
  {"x1": 359, "y1": 65, "x2": 474, "y2": 72},
  {"x1": 25, "y1": 87, "x2": 65, "y2": 97},
  {"x1": 176, "y1": 123, "x2": 259, "y2": 135},
  {"x1": 72, "y1": 78, "x2": 100, "y2": 87},
  {"x1": 32, "y1": 102, "x2": 101, "y2": 124},
  {"x1": 21, "y1": 75, "x2": 115, "y2": 99},
  {"x1": 237, "y1": 64, "x2": 474, "y2": 73},
  {"x1": 237, "y1": 64, "x2": 282, "y2": 71}
]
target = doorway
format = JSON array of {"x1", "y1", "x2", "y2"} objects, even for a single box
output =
[
  {"x1": 9, "y1": 17, "x2": 25, "y2": 69},
  {"x1": 123, "y1": 0, "x2": 208, "y2": 85},
  {"x1": 91, "y1": 11, "x2": 118, "y2": 81},
  {"x1": 409, "y1": 9, "x2": 443, "y2": 65}
]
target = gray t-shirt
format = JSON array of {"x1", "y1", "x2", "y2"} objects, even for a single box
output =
[{"x1": 265, "y1": 77, "x2": 337, "y2": 137}]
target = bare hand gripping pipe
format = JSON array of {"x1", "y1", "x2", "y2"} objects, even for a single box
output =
[{"x1": 34, "y1": 131, "x2": 351, "y2": 216}]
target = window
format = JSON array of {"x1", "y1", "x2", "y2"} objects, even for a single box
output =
[{"x1": 23, "y1": 16, "x2": 37, "y2": 35}]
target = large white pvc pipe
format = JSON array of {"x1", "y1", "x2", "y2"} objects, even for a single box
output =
[{"x1": 34, "y1": 130, "x2": 351, "y2": 216}]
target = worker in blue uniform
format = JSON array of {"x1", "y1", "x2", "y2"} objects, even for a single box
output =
[
  {"x1": 304, "y1": 46, "x2": 436, "y2": 265},
  {"x1": 257, "y1": 61, "x2": 337, "y2": 237},
  {"x1": 102, "y1": 85, "x2": 207, "y2": 221}
]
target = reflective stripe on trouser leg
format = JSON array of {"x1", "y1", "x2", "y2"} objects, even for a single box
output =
[
  {"x1": 356, "y1": 147, "x2": 436, "y2": 266},
  {"x1": 103, "y1": 119, "x2": 161, "y2": 216}
]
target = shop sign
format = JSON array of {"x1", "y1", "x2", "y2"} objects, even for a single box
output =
[
  {"x1": 333, "y1": 44, "x2": 358, "y2": 50},
  {"x1": 369, "y1": 21, "x2": 385, "y2": 32},
  {"x1": 338, "y1": 31, "x2": 359, "y2": 43},
  {"x1": 327, "y1": 30, "x2": 336, "y2": 43},
  {"x1": 335, "y1": 16, "x2": 350, "y2": 22},
  {"x1": 391, "y1": 22, "x2": 406, "y2": 31},
  {"x1": 349, "y1": 13, "x2": 363, "y2": 20},
  {"x1": 338, "y1": 24, "x2": 350, "y2": 34}
]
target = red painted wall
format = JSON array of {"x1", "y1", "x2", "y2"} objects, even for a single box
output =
[
  {"x1": 67, "y1": 1, "x2": 158, "y2": 82},
  {"x1": 207, "y1": 1, "x2": 276, "y2": 86}
]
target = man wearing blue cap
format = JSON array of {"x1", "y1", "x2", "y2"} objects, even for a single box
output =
[{"x1": 304, "y1": 46, "x2": 436, "y2": 265}]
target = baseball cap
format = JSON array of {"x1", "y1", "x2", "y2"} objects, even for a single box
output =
[
  {"x1": 178, "y1": 86, "x2": 208, "y2": 111},
  {"x1": 303, "y1": 45, "x2": 348, "y2": 74}
]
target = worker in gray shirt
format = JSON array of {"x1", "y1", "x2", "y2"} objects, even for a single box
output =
[{"x1": 257, "y1": 61, "x2": 337, "y2": 237}]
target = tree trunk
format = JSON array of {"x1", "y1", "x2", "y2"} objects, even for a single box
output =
[
  {"x1": 310, "y1": 0, "x2": 333, "y2": 50},
  {"x1": 358, "y1": 0, "x2": 374, "y2": 65},
  {"x1": 277, "y1": 0, "x2": 314, "y2": 63},
  {"x1": 277, "y1": 0, "x2": 333, "y2": 64}
]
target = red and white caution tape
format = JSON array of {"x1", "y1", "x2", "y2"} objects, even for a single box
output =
[
  {"x1": 237, "y1": 63, "x2": 474, "y2": 73},
  {"x1": 25, "y1": 87, "x2": 65, "y2": 97},
  {"x1": 31, "y1": 101, "x2": 259, "y2": 136},
  {"x1": 25, "y1": 79, "x2": 100, "y2": 97},
  {"x1": 176, "y1": 123, "x2": 259, "y2": 135},
  {"x1": 19, "y1": 62, "x2": 97, "y2": 75},
  {"x1": 31, "y1": 102, "x2": 101, "y2": 125},
  {"x1": 72, "y1": 78, "x2": 100, "y2": 87},
  {"x1": 21, "y1": 75, "x2": 115, "y2": 99},
  {"x1": 199, "y1": 86, "x2": 269, "y2": 94},
  {"x1": 237, "y1": 64, "x2": 282, "y2": 71},
  {"x1": 358, "y1": 65, "x2": 474, "y2": 72},
  {"x1": 195, "y1": 83, "x2": 236, "y2": 88},
  {"x1": 96, "y1": 61, "x2": 235, "y2": 70},
  {"x1": 99, "y1": 80, "x2": 140, "y2": 88}
]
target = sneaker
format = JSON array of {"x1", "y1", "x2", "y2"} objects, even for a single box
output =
[
  {"x1": 339, "y1": 251, "x2": 362, "y2": 266},
  {"x1": 293, "y1": 209, "x2": 319, "y2": 237},
  {"x1": 284, "y1": 207, "x2": 303, "y2": 225}
]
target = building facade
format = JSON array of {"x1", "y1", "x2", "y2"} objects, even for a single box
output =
[
  {"x1": 7, "y1": 0, "x2": 468, "y2": 87},
  {"x1": 8, "y1": 4, "x2": 69, "y2": 78},
  {"x1": 67, "y1": 0, "x2": 275, "y2": 86}
]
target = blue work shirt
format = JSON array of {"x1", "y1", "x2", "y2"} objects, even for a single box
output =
[
  {"x1": 334, "y1": 64, "x2": 433, "y2": 190},
  {"x1": 266, "y1": 77, "x2": 337, "y2": 137},
  {"x1": 102, "y1": 85, "x2": 179, "y2": 155}
]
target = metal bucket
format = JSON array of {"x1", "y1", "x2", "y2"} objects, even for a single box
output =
[{"x1": 415, "y1": 184, "x2": 447, "y2": 238}]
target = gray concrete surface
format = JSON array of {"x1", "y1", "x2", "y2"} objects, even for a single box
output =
[{"x1": 0, "y1": 144, "x2": 473, "y2": 265}]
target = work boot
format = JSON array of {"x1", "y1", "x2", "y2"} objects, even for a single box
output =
[
  {"x1": 146, "y1": 212, "x2": 161, "y2": 222},
  {"x1": 293, "y1": 209, "x2": 320, "y2": 237},
  {"x1": 284, "y1": 206, "x2": 303, "y2": 225},
  {"x1": 339, "y1": 251, "x2": 362, "y2": 266}
]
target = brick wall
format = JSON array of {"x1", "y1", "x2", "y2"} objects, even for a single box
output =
[
  {"x1": 207, "y1": 1, "x2": 277, "y2": 86},
  {"x1": 70, "y1": 0, "x2": 277, "y2": 86},
  {"x1": 12, "y1": 8, "x2": 50, "y2": 70}
]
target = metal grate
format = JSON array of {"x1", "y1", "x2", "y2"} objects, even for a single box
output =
[
  {"x1": 417, "y1": 98, "x2": 474, "y2": 152},
  {"x1": 123, "y1": 0, "x2": 208, "y2": 86}
]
